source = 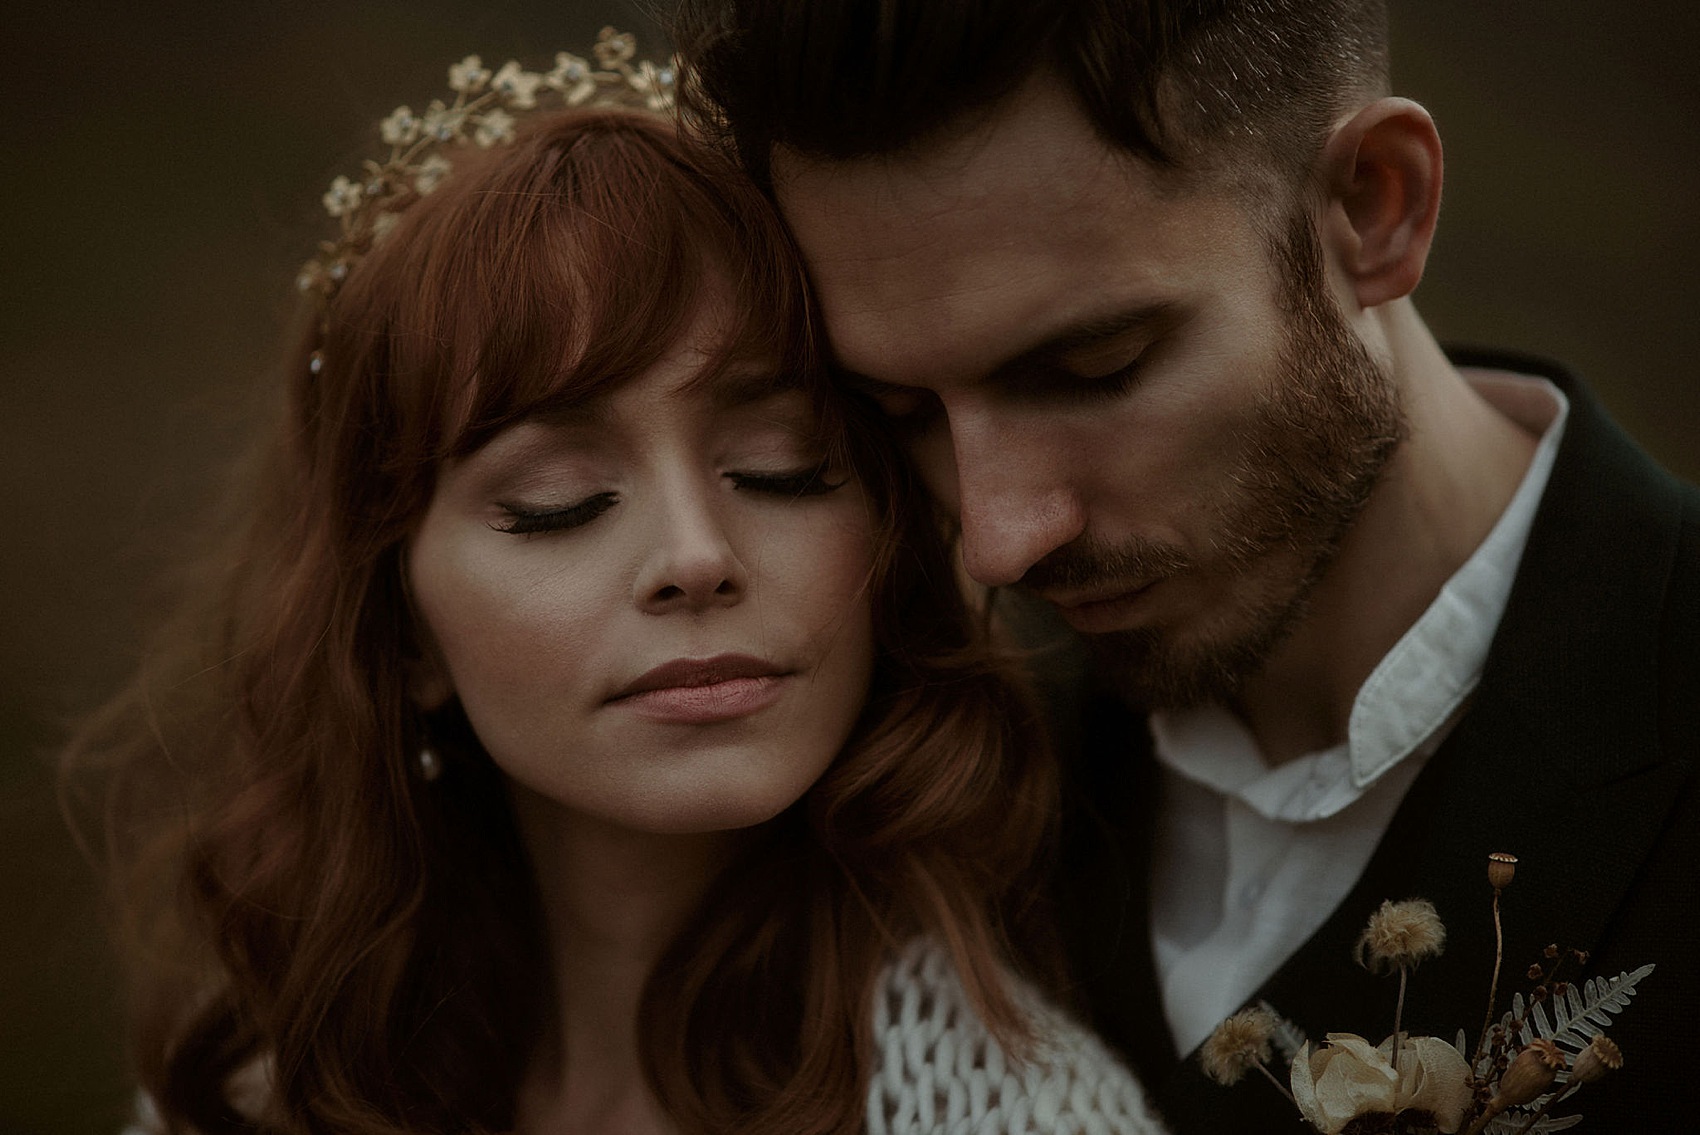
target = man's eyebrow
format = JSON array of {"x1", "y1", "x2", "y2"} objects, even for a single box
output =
[
  {"x1": 836, "y1": 302, "x2": 1182, "y2": 396},
  {"x1": 997, "y1": 302, "x2": 1181, "y2": 374}
]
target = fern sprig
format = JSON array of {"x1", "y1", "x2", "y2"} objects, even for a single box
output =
[{"x1": 1505, "y1": 965, "x2": 1654, "y2": 1070}]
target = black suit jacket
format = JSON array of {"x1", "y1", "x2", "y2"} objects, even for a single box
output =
[{"x1": 1053, "y1": 353, "x2": 1700, "y2": 1133}]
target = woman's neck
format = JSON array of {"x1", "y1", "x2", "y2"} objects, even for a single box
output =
[{"x1": 510, "y1": 786, "x2": 744, "y2": 1135}]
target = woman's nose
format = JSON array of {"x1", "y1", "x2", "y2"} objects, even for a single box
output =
[{"x1": 633, "y1": 485, "x2": 748, "y2": 614}]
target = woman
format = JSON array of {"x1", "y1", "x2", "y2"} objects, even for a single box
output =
[{"x1": 69, "y1": 36, "x2": 1163, "y2": 1135}]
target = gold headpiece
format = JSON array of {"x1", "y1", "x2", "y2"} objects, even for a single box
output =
[{"x1": 296, "y1": 27, "x2": 677, "y2": 318}]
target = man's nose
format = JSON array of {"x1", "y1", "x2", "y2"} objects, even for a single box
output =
[
  {"x1": 633, "y1": 485, "x2": 748, "y2": 613},
  {"x1": 944, "y1": 410, "x2": 1086, "y2": 588}
]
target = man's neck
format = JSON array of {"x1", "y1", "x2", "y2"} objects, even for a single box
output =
[{"x1": 1234, "y1": 302, "x2": 1541, "y2": 766}]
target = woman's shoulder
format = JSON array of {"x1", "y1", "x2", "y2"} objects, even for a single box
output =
[{"x1": 867, "y1": 939, "x2": 1168, "y2": 1135}]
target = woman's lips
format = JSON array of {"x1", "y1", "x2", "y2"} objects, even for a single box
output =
[
  {"x1": 609, "y1": 654, "x2": 790, "y2": 724},
  {"x1": 616, "y1": 676, "x2": 788, "y2": 723}
]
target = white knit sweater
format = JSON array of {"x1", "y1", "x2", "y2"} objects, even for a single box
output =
[
  {"x1": 869, "y1": 939, "x2": 1168, "y2": 1135},
  {"x1": 127, "y1": 940, "x2": 1168, "y2": 1135}
]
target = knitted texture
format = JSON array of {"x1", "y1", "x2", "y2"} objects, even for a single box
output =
[{"x1": 869, "y1": 940, "x2": 1168, "y2": 1135}]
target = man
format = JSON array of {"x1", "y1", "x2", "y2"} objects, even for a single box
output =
[{"x1": 671, "y1": 2, "x2": 1698, "y2": 1130}]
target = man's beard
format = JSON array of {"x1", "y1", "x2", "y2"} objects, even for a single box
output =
[{"x1": 1023, "y1": 212, "x2": 1406, "y2": 710}]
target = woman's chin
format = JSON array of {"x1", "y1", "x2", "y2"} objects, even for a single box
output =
[
  {"x1": 508, "y1": 755, "x2": 827, "y2": 840},
  {"x1": 610, "y1": 773, "x2": 816, "y2": 836}
]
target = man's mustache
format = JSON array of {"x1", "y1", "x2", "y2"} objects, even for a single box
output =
[{"x1": 1017, "y1": 534, "x2": 1193, "y2": 595}]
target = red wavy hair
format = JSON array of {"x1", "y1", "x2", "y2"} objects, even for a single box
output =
[{"x1": 63, "y1": 108, "x2": 1055, "y2": 1135}]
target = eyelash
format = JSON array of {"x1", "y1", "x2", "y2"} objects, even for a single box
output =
[
  {"x1": 727, "y1": 462, "x2": 845, "y2": 498},
  {"x1": 862, "y1": 351, "x2": 1149, "y2": 430},
  {"x1": 492, "y1": 492, "x2": 618, "y2": 535},
  {"x1": 1045, "y1": 353, "x2": 1148, "y2": 403},
  {"x1": 492, "y1": 464, "x2": 844, "y2": 536}
]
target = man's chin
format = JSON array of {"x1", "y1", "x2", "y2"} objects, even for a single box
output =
[
  {"x1": 1084, "y1": 626, "x2": 1251, "y2": 712},
  {"x1": 1083, "y1": 586, "x2": 1312, "y2": 712}
]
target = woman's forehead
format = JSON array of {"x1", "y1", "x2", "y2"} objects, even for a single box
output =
[{"x1": 532, "y1": 364, "x2": 812, "y2": 427}]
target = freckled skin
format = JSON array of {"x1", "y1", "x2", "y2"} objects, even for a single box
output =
[{"x1": 408, "y1": 315, "x2": 877, "y2": 836}]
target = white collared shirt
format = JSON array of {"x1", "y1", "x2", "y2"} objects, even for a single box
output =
[{"x1": 1147, "y1": 371, "x2": 1569, "y2": 1057}]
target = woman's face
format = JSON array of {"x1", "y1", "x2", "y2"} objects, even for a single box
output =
[{"x1": 408, "y1": 310, "x2": 878, "y2": 835}]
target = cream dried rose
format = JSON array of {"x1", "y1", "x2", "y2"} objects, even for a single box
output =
[
  {"x1": 1391, "y1": 1035, "x2": 1474, "y2": 1130},
  {"x1": 1291, "y1": 1032, "x2": 1473, "y2": 1134}
]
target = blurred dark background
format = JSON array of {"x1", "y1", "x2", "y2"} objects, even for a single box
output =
[{"x1": 2, "y1": 3, "x2": 1694, "y2": 1132}]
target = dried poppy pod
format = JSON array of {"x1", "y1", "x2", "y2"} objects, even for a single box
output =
[
  {"x1": 1465, "y1": 1039, "x2": 1572, "y2": 1134},
  {"x1": 1494, "y1": 1039, "x2": 1567, "y2": 1110},
  {"x1": 1569, "y1": 1035, "x2": 1623, "y2": 1085},
  {"x1": 1487, "y1": 852, "x2": 1518, "y2": 891}
]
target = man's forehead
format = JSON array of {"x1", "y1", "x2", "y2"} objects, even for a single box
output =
[{"x1": 768, "y1": 73, "x2": 1257, "y2": 388}]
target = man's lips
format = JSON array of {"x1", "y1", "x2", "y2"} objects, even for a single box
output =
[
  {"x1": 1038, "y1": 580, "x2": 1161, "y2": 633},
  {"x1": 609, "y1": 653, "x2": 790, "y2": 702}
]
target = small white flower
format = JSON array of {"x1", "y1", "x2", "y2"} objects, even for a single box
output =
[
  {"x1": 473, "y1": 108, "x2": 516, "y2": 147},
  {"x1": 413, "y1": 154, "x2": 453, "y2": 195},
  {"x1": 420, "y1": 99, "x2": 467, "y2": 142},
  {"x1": 321, "y1": 175, "x2": 362, "y2": 217},
  {"x1": 490, "y1": 60, "x2": 545, "y2": 109},
  {"x1": 633, "y1": 60, "x2": 673, "y2": 111},
  {"x1": 592, "y1": 27, "x2": 636, "y2": 68},
  {"x1": 547, "y1": 52, "x2": 597, "y2": 104},
  {"x1": 447, "y1": 54, "x2": 490, "y2": 93},
  {"x1": 296, "y1": 260, "x2": 328, "y2": 293},
  {"x1": 371, "y1": 211, "x2": 401, "y2": 241},
  {"x1": 379, "y1": 105, "x2": 419, "y2": 146}
]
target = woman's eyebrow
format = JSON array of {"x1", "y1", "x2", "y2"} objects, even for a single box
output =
[
  {"x1": 527, "y1": 393, "x2": 613, "y2": 429},
  {"x1": 707, "y1": 368, "x2": 794, "y2": 411},
  {"x1": 456, "y1": 397, "x2": 611, "y2": 470}
]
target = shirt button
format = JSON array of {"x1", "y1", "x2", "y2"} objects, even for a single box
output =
[{"x1": 1238, "y1": 879, "x2": 1265, "y2": 907}]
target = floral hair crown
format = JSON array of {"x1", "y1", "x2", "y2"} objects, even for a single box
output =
[{"x1": 295, "y1": 27, "x2": 677, "y2": 325}]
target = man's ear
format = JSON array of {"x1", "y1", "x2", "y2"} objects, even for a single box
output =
[{"x1": 1316, "y1": 97, "x2": 1444, "y2": 311}]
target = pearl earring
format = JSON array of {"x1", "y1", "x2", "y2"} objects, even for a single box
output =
[{"x1": 418, "y1": 746, "x2": 443, "y2": 782}]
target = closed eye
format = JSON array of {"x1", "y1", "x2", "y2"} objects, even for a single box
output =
[
  {"x1": 1014, "y1": 352, "x2": 1149, "y2": 405},
  {"x1": 727, "y1": 463, "x2": 846, "y2": 497},
  {"x1": 492, "y1": 492, "x2": 618, "y2": 535}
]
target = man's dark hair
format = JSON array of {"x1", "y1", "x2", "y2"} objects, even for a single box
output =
[{"x1": 671, "y1": 0, "x2": 1389, "y2": 194}]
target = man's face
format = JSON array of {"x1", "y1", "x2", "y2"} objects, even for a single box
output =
[{"x1": 773, "y1": 72, "x2": 1403, "y2": 708}]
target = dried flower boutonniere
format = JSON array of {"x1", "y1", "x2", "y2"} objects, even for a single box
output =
[{"x1": 1201, "y1": 853, "x2": 1653, "y2": 1134}]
